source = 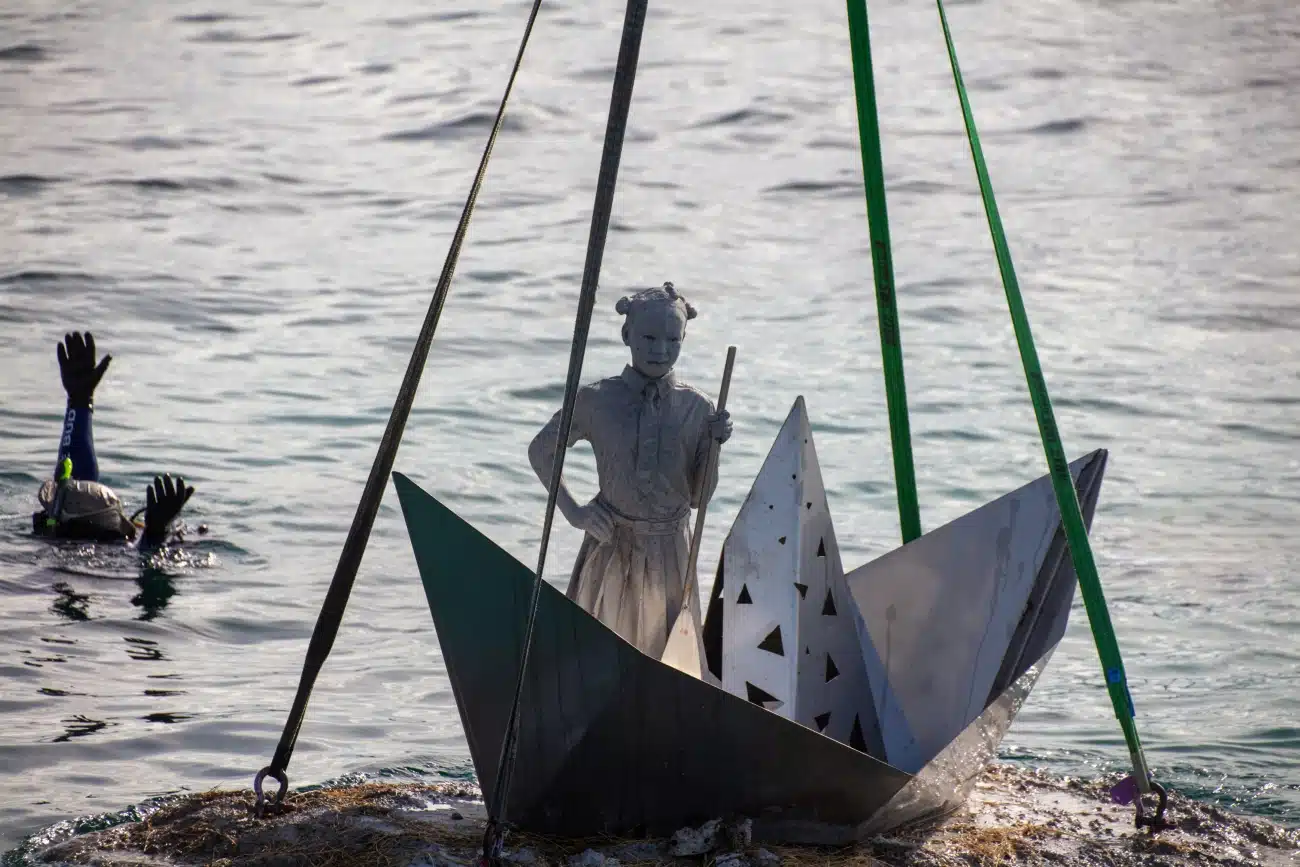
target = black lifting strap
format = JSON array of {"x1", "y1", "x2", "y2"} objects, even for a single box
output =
[
  {"x1": 252, "y1": 0, "x2": 547, "y2": 815},
  {"x1": 482, "y1": 0, "x2": 650, "y2": 864}
]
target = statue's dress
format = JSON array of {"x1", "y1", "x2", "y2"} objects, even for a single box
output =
[{"x1": 530, "y1": 365, "x2": 718, "y2": 657}]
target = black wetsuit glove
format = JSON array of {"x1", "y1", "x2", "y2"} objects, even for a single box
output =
[
  {"x1": 141, "y1": 474, "x2": 195, "y2": 548},
  {"x1": 58, "y1": 332, "x2": 112, "y2": 408}
]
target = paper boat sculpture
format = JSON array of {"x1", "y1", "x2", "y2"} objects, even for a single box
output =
[{"x1": 395, "y1": 396, "x2": 1107, "y2": 843}]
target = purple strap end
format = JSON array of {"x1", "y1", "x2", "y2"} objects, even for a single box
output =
[{"x1": 1110, "y1": 774, "x2": 1139, "y2": 805}]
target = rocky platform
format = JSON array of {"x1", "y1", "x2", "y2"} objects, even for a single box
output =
[{"x1": 11, "y1": 765, "x2": 1298, "y2": 867}]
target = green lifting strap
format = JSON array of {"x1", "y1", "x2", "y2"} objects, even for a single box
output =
[
  {"x1": 845, "y1": 0, "x2": 923, "y2": 545},
  {"x1": 933, "y1": 0, "x2": 1162, "y2": 807}
]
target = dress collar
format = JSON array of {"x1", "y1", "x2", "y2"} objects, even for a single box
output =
[{"x1": 620, "y1": 364, "x2": 675, "y2": 399}]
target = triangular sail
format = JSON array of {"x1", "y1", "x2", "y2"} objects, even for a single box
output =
[{"x1": 718, "y1": 397, "x2": 884, "y2": 756}]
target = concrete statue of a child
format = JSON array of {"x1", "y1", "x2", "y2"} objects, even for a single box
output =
[{"x1": 529, "y1": 282, "x2": 733, "y2": 658}]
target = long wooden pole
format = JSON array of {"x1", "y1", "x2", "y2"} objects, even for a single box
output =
[
  {"x1": 661, "y1": 345, "x2": 736, "y2": 677},
  {"x1": 685, "y1": 346, "x2": 737, "y2": 596}
]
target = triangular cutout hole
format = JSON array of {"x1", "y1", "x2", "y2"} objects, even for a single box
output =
[
  {"x1": 757, "y1": 626, "x2": 784, "y2": 657},
  {"x1": 746, "y1": 682, "x2": 785, "y2": 712},
  {"x1": 849, "y1": 715, "x2": 867, "y2": 753}
]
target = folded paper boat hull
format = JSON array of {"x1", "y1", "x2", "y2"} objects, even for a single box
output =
[{"x1": 393, "y1": 442, "x2": 1106, "y2": 843}]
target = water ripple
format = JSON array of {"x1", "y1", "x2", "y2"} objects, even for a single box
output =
[{"x1": 0, "y1": 43, "x2": 47, "y2": 62}]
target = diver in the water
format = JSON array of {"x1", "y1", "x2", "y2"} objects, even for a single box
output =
[{"x1": 31, "y1": 332, "x2": 195, "y2": 549}]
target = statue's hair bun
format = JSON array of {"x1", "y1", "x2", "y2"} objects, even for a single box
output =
[{"x1": 616, "y1": 281, "x2": 697, "y2": 321}]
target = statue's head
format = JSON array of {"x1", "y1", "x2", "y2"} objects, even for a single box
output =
[{"x1": 617, "y1": 282, "x2": 697, "y2": 380}]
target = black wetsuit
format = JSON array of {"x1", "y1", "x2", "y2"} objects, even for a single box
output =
[
  {"x1": 31, "y1": 398, "x2": 142, "y2": 542},
  {"x1": 32, "y1": 332, "x2": 194, "y2": 548}
]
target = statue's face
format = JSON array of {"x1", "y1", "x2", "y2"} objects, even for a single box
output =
[{"x1": 623, "y1": 304, "x2": 687, "y2": 379}]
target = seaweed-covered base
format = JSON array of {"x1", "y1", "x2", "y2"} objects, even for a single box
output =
[{"x1": 15, "y1": 766, "x2": 1298, "y2": 867}]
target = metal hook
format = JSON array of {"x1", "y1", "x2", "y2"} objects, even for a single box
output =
[
  {"x1": 1135, "y1": 779, "x2": 1173, "y2": 833},
  {"x1": 252, "y1": 766, "x2": 289, "y2": 818}
]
